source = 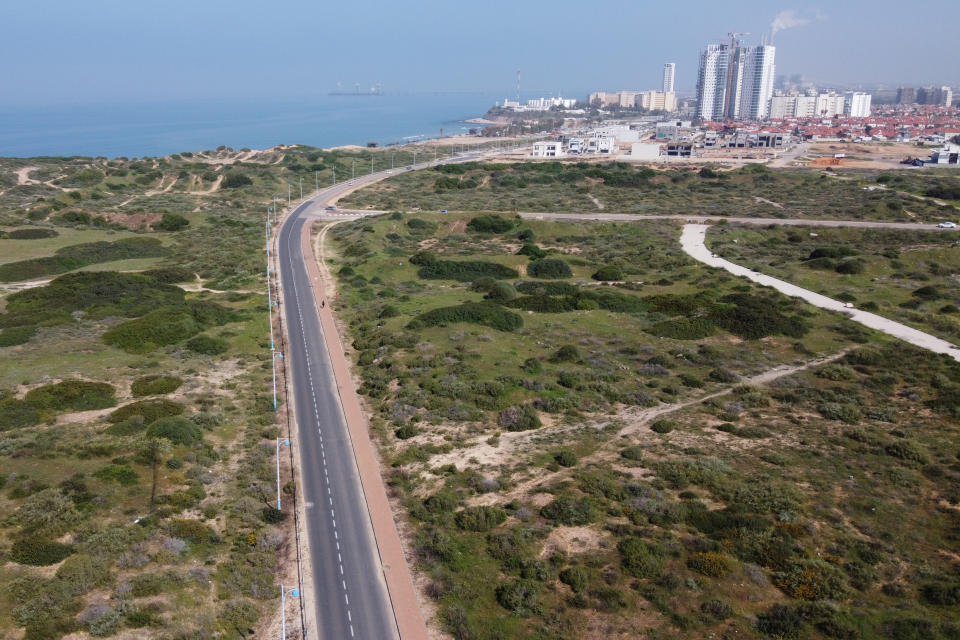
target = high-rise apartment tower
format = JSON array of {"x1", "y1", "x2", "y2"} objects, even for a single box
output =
[
  {"x1": 696, "y1": 39, "x2": 776, "y2": 121},
  {"x1": 662, "y1": 62, "x2": 676, "y2": 93},
  {"x1": 695, "y1": 44, "x2": 730, "y2": 121}
]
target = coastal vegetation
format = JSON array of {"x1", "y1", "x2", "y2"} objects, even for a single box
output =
[{"x1": 323, "y1": 204, "x2": 960, "y2": 639}]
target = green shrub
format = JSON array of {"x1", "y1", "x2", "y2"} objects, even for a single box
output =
[
  {"x1": 621, "y1": 445, "x2": 644, "y2": 461},
  {"x1": 617, "y1": 537, "x2": 664, "y2": 578},
  {"x1": 395, "y1": 424, "x2": 419, "y2": 439},
  {"x1": 701, "y1": 599, "x2": 734, "y2": 620},
  {"x1": 884, "y1": 440, "x2": 929, "y2": 465},
  {"x1": 648, "y1": 317, "x2": 716, "y2": 340},
  {"x1": 528, "y1": 259, "x2": 572, "y2": 279},
  {"x1": 818, "y1": 402, "x2": 861, "y2": 424},
  {"x1": 775, "y1": 559, "x2": 848, "y2": 600},
  {"x1": 835, "y1": 259, "x2": 866, "y2": 275},
  {"x1": 108, "y1": 398, "x2": 184, "y2": 424},
  {"x1": 517, "y1": 243, "x2": 547, "y2": 259},
  {"x1": 103, "y1": 307, "x2": 200, "y2": 353},
  {"x1": 23, "y1": 380, "x2": 116, "y2": 411},
  {"x1": 553, "y1": 450, "x2": 578, "y2": 467},
  {"x1": 407, "y1": 302, "x2": 523, "y2": 332},
  {"x1": 454, "y1": 506, "x2": 507, "y2": 531},
  {"x1": 221, "y1": 172, "x2": 252, "y2": 188},
  {"x1": 142, "y1": 266, "x2": 193, "y2": 283},
  {"x1": 517, "y1": 229, "x2": 535, "y2": 241},
  {"x1": 541, "y1": 496, "x2": 596, "y2": 525},
  {"x1": 559, "y1": 566, "x2": 588, "y2": 593},
  {"x1": 550, "y1": 344, "x2": 581, "y2": 363},
  {"x1": 592, "y1": 265, "x2": 623, "y2": 281},
  {"x1": 146, "y1": 416, "x2": 203, "y2": 445},
  {"x1": 467, "y1": 215, "x2": 514, "y2": 233},
  {"x1": 497, "y1": 404, "x2": 541, "y2": 431},
  {"x1": 919, "y1": 581, "x2": 960, "y2": 606},
  {"x1": 10, "y1": 538, "x2": 75, "y2": 566},
  {"x1": 409, "y1": 251, "x2": 436, "y2": 266},
  {"x1": 405, "y1": 218, "x2": 437, "y2": 233},
  {"x1": 153, "y1": 213, "x2": 190, "y2": 231},
  {"x1": 6, "y1": 228, "x2": 59, "y2": 239},
  {"x1": 688, "y1": 552, "x2": 733, "y2": 577},
  {"x1": 0, "y1": 325, "x2": 37, "y2": 346},
  {"x1": 93, "y1": 464, "x2": 139, "y2": 484},
  {"x1": 650, "y1": 419, "x2": 675, "y2": 434},
  {"x1": 55, "y1": 553, "x2": 112, "y2": 596},
  {"x1": 185, "y1": 334, "x2": 229, "y2": 355},
  {"x1": 495, "y1": 579, "x2": 540, "y2": 615},
  {"x1": 418, "y1": 260, "x2": 518, "y2": 282},
  {"x1": 756, "y1": 604, "x2": 804, "y2": 639},
  {"x1": 912, "y1": 285, "x2": 942, "y2": 300},
  {"x1": 484, "y1": 281, "x2": 518, "y2": 303},
  {"x1": 167, "y1": 518, "x2": 220, "y2": 544},
  {"x1": 131, "y1": 375, "x2": 183, "y2": 396}
]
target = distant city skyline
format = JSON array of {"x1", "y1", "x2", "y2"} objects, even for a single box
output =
[{"x1": 1, "y1": 0, "x2": 958, "y2": 107}]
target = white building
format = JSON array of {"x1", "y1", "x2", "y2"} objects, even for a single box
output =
[
  {"x1": 769, "y1": 95, "x2": 797, "y2": 119},
  {"x1": 663, "y1": 63, "x2": 676, "y2": 93},
  {"x1": 531, "y1": 141, "x2": 565, "y2": 158},
  {"x1": 737, "y1": 45, "x2": 776, "y2": 120},
  {"x1": 586, "y1": 136, "x2": 617, "y2": 154},
  {"x1": 844, "y1": 92, "x2": 872, "y2": 118},
  {"x1": 631, "y1": 142, "x2": 662, "y2": 160},
  {"x1": 696, "y1": 43, "x2": 731, "y2": 121},
  {"x1": 637, "y1": 90, "x2": 677, "y2": 112},
  {"x1": 929, "y1": 144, "x2": 960, "y2": 165},
  {"x1": 525, "y1": 96, "x2": 577, "y2": 110},
  {"x1": 567, "y1": 137, "x2": 585, "y2": 154},
  {"x1": 814, "y1": 93, "x2": 845, "y2": 118}
]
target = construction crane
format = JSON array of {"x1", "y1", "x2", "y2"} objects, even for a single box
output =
[{"x1": 727, "y1": 31, "x2": 751, "y2": 47}]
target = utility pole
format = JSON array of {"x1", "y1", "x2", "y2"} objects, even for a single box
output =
[
  {"x1": 391, "y1": 151, "x2": 394, "y2": 169},
  {"x1": 299, "y1": 177, "x2": 302, "y2": 200},
  {"x1": 287, "y1": 184, "x2": 290, "y2": 206},
  {"x1": 315, "y1": 170, "x2": 318, "y2": 193},
  {"x1": 370, "y1": 156, "x2": 373, "y2": 175},
  {"x1": 333, "y1": 166, "x2": 336, "y2": 185},
  {"x1": 352, "y1": 159, "x2": 355, "y2": 180},
  {"x1": 413, "y1": 150, "x2": 417, "y2": 166}
]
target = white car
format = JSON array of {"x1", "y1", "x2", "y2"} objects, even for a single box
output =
[{"x1": 937, "y1": 221, "x2": 957, "y2": 228}]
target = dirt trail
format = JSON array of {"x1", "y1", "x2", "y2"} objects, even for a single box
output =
[
  {"x1": 430, "y1": 350, "x2": 849, "y2": 469},
  {"x1": 587, "y1": 194, "x2": 605, "y2": 210},
  {"x1": 15, "y1": 166, "x2": 39, "y2": 185}
]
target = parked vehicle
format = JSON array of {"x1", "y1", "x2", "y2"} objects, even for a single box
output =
[
  {"x1": 439, "y1": 209, "x2": 448, "y2": 213},
  {"x1": 937, "y1": 221, "x2": 957, "y2": 228},
  {"x1": 325, "y1": 206, "x2": 336, "y2": 211}
]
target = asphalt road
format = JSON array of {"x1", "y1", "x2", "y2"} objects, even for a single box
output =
[
  {"x1": 276, "y1": 153, "x2": 487, "y2": 639},
  {"x1": 517, "y1": 211, "x2": 953, "y2": 230},
  {"x1": 279, "y1": 200, "x2": 397, "y2": 640}
]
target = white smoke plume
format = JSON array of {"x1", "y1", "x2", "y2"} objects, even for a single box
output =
[{"x1": 770, "y1": 9, "x2": 824, "y2": 42}]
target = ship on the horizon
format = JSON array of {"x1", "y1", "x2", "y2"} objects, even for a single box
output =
[{"x1": 329, "y1": 81, "x2": 383, "y2": 96}]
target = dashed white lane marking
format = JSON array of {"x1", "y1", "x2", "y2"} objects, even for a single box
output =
[{"x1": 286, "y1": 228, "x2": 355, "y2": 632}]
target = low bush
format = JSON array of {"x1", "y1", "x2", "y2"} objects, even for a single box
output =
[
  {"x1": 650, "y1": 419, "x2": 676, "y2": 434},
  {"x1": 454, "y1": 506, "x2": 507, "y2": 531},
  {"x1": 517, "y1": 243, "x2": 547, "y2": 259},
  {"x1": 467, "y1": 215, "x2": 514, "y2": 233},
  {"x1": 418, "y1": 260, "x2": 518, "y2": 282},
  {"x1": 131, "y1": 375, "x2": 183, "y2": 396},
  {"x1": 688, "y1": 552, "x2": 733, "y2": 577},
  {"x1": 108, "y1": 399, "x2": 185, "y2": 424},
  {"x1": 23, "y1": 380, "x2": 116, "y2": 412},
  {"x1": 185, "y1": 334, "x2": 229, "y2": 355},
  {"x1": 5, "y1": 228, "x2": 58, "y2": 239},
  {"x1": 528, "y1": 259, "x2": 572, "y2": 279},
  {"x1": 394, "y1": 423, "x2": 419, "y2": 439},
  {"x1": 10, "y1": 538, "x2": 75, "y2": 565},
  {"x1": 541, "y1": 496, "x2": 596, "y2": 525},
  {"x1": 700, "y1": 599, "x2": 734, "y2": 620},
  {"x1": 0, "y1": 237, "x2": 169, "y2": 282},
  {"x1": 407, "y1": 302, "x2": 523, "y2": 332},
  {"x1": 559, "y1": 566, "x2": 588, "y2": 593},
  {"x1": 774, "y1": 559, "x2": 848, "y2": 600},
  {"x1": 153, "y1": 213, "x2": 190, "y2": 231},
  {"x1": 0, "y1": 325, "x2": 37, "y2": 346},
  {"x1": 756, "y1": 604, "x2": 804, "y2": 639},
  {"x1": 621, "y1": 445, "x2": 644, "y2": 461},
  {"x1": 93, "y1": 464, "x2": 139, "y2": 485},
  {"x1": 221, "y1": 172, "x2": 252, "y2": 188},
  {"x1": 592, "y1": 265, "x2": 623, "y2": 281},
  {"x1": 617, "y1": 537, "x2": 664, "y2": 578},
  {"x1": 497, "y1": 404, "x2": 541, "y2": 431},
  {"x1": 495, "y1": 579, "x2": 540, "y2": 615},
  {"x1": 167, "y1": 518, "x2": 220, "y2": 544},
  {"x1": 550, "y1": 344, "x2": 581, "y2": 363},
  {"x1": 146, "y1": 416, "x2": 203, "y2": 445},
  {"x1": 553, "y1": 450, "x2": 578, "y2": 467}
]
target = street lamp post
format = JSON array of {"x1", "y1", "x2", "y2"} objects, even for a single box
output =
[
  {"x1": 370, "y1": 156, "x2": 373, "y2": 175},
  {"x1": 276, "y1": 436, "x2": 290, "y2": 510},
  {"x1": 315, "y1": 170, "x2": 319, "y2": 193},
  {"x1": 280, "y1": 585, "x2": 300, "y2": 640},
  {"x1": 391, "y1": 151, "x2": 395, "y2": 169},
  {"x1": 351, "y1": 159, "x2": 355, "y2": 180},
  {"x1": 332, "y1": 166, "x2": 336, "y2": 185},
  {"x1": 299, "y1": 177, "x2": 303, "y2": 200}
]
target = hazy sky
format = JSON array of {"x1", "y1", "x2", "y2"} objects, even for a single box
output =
[{"x1": 2, "y1": 0, "x2": 958, "y2": 106}]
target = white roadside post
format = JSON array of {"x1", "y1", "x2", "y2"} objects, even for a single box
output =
[{"x1": 276, "y1": 436, "x2": 290, "y2": 509}]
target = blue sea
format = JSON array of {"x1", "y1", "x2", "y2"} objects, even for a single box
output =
[{"x1": 0, "y1": 92, "x2": 506, "y2": 159}]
